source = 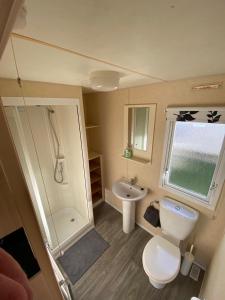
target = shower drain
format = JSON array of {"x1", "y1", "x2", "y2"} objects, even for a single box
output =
[{"x1": 70, "y1": 218, "x2": 75, "y2": 222}]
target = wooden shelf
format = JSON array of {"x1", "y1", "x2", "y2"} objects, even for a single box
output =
[
  {"x1": 91, "y1": 183, "x2": 102, "y2": 195},
  {"x1": 85, "y1": 124, "x2": 100, "y2": 129},
  {"x1": 88, "y1": 151, "x2": 101, "y2": 161},
  {"x1": 121, "y1": 155, "x2": 150, "y2": 165},
  {"x1": 89, "y1": 163, "x2": 100, "y2": 172},
  {"x1": 88, "y1": 152, "x2": 104, "y2": 208},
  {"x1": 93, "y1": 198, "x2": 104, "y2": 208},
  {"x1": 92, "y1": 192, "x2": 102, "y2": 203},
  {"x1": 90, "y1": 172, "x2": 101, "y2": 184}
]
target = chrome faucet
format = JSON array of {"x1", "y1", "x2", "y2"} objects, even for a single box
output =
[{"x1": 130, "y1": 177, "x2": 137, "y2": 185}]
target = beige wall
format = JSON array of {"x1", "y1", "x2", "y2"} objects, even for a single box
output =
[
  {"x1": 0, "y1": 78, "x2": 82, "y2": 98},
  {"x1": 200, "y1": 232, "x2": 225, "y2": 299},
  {"x1": 84, "y1": 74, "x2": 225, "y2": 267}
]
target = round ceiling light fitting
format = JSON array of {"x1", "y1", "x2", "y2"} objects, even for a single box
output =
[{"x1": 90, "y1": 70, "x2": 120, "y2": 92}]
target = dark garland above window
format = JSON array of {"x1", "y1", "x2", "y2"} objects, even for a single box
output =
[
  {"x1": 174, "y1": 111, "x2": 198, "y2": 122},
  {"x1": 207, "y1": 111, "x2": 222, "y2": 123},
  {"x1": 166, "y1": 107, "x2": 225, "y2": 124}
]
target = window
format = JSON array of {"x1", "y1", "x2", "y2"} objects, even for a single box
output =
[{"x1": 161, "y1": 108, "x2": 225, "y2": 209}]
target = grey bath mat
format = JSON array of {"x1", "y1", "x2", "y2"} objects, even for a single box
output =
[{"x1": 58, "y1": 229, "x2": 109, "y2": 284}]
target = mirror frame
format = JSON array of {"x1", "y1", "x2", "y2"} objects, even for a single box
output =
[{"x1": 123, "y1": 104, "x2": 156, "y2": 163}]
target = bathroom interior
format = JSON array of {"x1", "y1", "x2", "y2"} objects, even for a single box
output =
[{"x1": 0, "y1": 1, "x2": 225, "y2": 300}]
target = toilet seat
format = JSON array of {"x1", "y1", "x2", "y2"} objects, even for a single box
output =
[{"x1": 142, "y1": 235, "x2": 181, "y2": 284}]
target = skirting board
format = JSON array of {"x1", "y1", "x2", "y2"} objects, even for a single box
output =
[{"x1": 105, "y1": 189, "x2": 206, "y2": 271}]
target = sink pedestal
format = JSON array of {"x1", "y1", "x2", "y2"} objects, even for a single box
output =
[{"x1": 122, "y1": 201, "x2": 136, "y2": 234}]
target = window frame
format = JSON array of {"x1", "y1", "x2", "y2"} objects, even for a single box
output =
[{"x1": 160, "y1": 119, "x2": 225, "y2": 210}]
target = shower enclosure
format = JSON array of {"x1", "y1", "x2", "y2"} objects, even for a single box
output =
[{"x1": 3, "y1": 97, "x2": 93, "y2": 257}]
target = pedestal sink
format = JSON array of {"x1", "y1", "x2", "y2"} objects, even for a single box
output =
[{"x1": 112, "y1": 179, "x2": 148, "y2": 234}]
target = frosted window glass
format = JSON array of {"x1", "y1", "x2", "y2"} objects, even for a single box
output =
[{"x1": 168, "y1": 122, "x2": 225, "y2": 199}]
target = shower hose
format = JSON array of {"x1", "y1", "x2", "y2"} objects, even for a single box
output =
[{"x1": 47, "y1": 108, "x2": 64, "y2": 184}]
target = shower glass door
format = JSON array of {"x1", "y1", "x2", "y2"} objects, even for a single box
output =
[
  {"x1": 4, "y1": 98, "x2": 91, "y2": 257},
  {"x1": 5, "y1": 106, "x2": 54, "y2": 248}
]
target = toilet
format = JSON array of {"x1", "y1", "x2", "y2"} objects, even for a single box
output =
[{"x1": 142, "y1": 197, "x2": 199, "y2": 289}]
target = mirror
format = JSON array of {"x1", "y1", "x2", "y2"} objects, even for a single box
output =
[
  {"x1": 129, "y1": 107, "x2": 149, "y2": 151},
  {"x1": 124, "y1": 104, "x2": 156, "y2": 163}
]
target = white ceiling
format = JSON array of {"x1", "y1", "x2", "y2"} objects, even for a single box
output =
[{"x1": 1, "y1": 0, "x2": 225, "y2": 90}]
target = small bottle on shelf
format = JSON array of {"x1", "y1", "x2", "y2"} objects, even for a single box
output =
[{"x1": 124, "y1": 144, "x2": 133, "y2": 159}]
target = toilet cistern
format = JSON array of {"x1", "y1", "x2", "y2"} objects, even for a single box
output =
[{"x1": 112, "y1": 178, "x2": 148, "y2": 233}]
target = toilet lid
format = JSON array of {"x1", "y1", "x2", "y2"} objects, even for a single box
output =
[{"x1": 142, "y1": 235, "x2": 181, "y2": 283}]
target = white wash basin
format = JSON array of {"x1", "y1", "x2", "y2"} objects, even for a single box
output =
[
  {"x1": 112, "y1": 179, "x2": 147, "y2": 202},
  {"x1": 112, "y1": 179, "x2": 148, "y2": 233}
]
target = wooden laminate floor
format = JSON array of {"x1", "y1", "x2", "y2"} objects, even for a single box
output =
[{"x1": 72, "y1": 203, "x2": 203, "y2": 300}]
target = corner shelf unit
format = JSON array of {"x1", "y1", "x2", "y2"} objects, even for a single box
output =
[{"x1": 88, "y1": 151, "x2": 104, "y2": 208}]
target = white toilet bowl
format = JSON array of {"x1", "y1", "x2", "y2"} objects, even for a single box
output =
[{"x1": 142, "y1": 235, "x2": 181, "y2": 289}]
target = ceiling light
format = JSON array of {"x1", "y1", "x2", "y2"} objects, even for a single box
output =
[{"x1": 89, "y1": 71, "x2": 120, "y2": 92}]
